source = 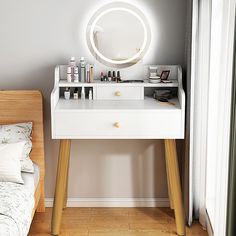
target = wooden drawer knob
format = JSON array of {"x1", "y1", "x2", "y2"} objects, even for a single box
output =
[
  {"x1": 115, "y1": 91, "x2": 121, "y2": 96},
  {"x1": 114, "y1": 122, "x2": 120, "y2": 128}
]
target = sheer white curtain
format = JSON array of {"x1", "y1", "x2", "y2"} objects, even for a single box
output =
[
  {"x1": 189, "y1": 0, "x2": 211, "y2": 226},
  {"x1": 190, "y1": 0, "x2": 235, "y2": 234},
  {"x1": 206, "y1": 1, "x2": 235, "y2": 235}
]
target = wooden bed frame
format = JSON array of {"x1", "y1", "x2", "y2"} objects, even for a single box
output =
[{"x1": 0, "y1": 90, "x2": 45, "y2": 218}]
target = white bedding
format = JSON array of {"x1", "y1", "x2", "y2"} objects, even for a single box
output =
[
  {"x1": 22, "y1": 163, "x2": 40, "y2": 195},
  {"x1": 0, "y1": 163, "x2": 40, "y2": 236}
]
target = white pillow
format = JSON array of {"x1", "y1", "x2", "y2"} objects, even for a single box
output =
[
  {"x1": 0, "y1": 122, "x2": 34, "y2": 173},
  {"x1": 0, "y1": 142, "x2": 26, "y2": 184}
]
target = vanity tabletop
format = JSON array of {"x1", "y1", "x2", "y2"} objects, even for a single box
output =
[{"x1": 55, "y1": 97, "x2": 181, "y2": 112}]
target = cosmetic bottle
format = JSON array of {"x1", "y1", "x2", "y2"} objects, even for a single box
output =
[
  {"x1": 74, "y1": 67, "x2": 79, "y2": 82},
  {"x1": 68, "y1": 57, "x2": 76, "y2": 81},
  {"x1": 86, "y1": 64, "x2": 90, "y2": 83},
  {"x1": 100, "y1": 72, "x2": 104, "y2": 81},
  {"x1": 64, "y1": 87, "x2": 70, "y2": 100},
  {"x1": 89, "y1": 89, "x2": 93, "y2": 100},
  {"x1": 73, "y1": 88, "x2": 78, "y2": 99},
  {"x1": 90, "y1": 65, "x2": 94, "y2": 83},
  {"x1": 81, "y1": 87, "x2": 85, "y2": 100},
  {"x1": 117, "y1": 71, "x2": 121, "y2": 82},
  {"x1": 80, "y1": 57, "x2": 86, "y2": 83},
  {"x1": 108, "y1": 71, "x2": 112, "y2": 82},
  {"x1": 112, "y1": 71, "x2": 116, "y2": 81},
  {"x1": 67, "y1": 67, "x2": 72, "y2": 82},
  {"x1": 69, "y1": 57, "x2": 76, "y2": 67}
]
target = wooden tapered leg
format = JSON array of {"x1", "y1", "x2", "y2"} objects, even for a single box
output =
[
  {"x1": 164, "y1": 139, "x2": 185, "y2": 236},
  {"x1": 63, "y1": 164, "x2": 69, "y2": 209},
  {"x1": 165, "y1": 160, "x2": 174, "y2": 210},
  {"x1": 51, "y1": 139, "x2": 71, "y2": 236}
]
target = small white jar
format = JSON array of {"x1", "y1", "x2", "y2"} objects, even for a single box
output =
[
  {"x1": 89, "y1": 89, "x2": 93, "y2": 100},
  {"x1": 64, "y1": 88, "x2": 71, "y2": 100}
]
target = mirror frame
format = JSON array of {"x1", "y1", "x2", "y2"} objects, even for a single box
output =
[{"x1": 86, "y1": 2, "x2": 151, "y2": 67}]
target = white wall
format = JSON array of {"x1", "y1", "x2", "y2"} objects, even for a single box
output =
[{"x1": 0, "y1": 0, "x2": 187, "y2": 199}]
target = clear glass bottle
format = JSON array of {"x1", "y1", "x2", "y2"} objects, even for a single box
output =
[{"x1": 81, "y1": 87, "x2": 85, "y2": 100}]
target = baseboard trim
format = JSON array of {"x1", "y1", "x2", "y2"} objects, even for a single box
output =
[{"x1": 45, "y1": 198, "x2": 170, "y2": 208}]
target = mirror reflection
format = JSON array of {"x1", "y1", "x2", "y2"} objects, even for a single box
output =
[{"x1": 93, "y1": 9, "x2": 144, "y2": 61}]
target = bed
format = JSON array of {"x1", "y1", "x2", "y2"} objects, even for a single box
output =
[{"x1": 0, "y1": 91, "x2": 45, "y2": 235}]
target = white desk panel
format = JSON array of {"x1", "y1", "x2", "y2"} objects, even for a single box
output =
[{"x1": 53, "y1": 98, "x2": 184, "y2": 139}]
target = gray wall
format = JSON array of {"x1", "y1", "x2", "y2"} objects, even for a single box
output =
[{"x1": 0, "y1": 0, "x2": 187, "y2": 199}]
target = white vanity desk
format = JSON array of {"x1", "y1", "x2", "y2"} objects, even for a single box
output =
[{"x1": 51, "y1": 65, "x2": 186, "y2": 235}]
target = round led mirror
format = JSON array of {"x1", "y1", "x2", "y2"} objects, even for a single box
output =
[{"x1": 87, "y1": 2, "x2": 151, "y2": 67}]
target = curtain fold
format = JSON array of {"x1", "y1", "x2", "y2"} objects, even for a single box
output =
[
  {"x1": 227, "y1": 14, "x2": 236, "y2": 236},
  {"x1": 190, "y1": 0, "x2": 211, "y2": 228},
  {"x1": 183, "y1": 0, "x2": 193, "y2": 226},
  {"x1": 190, "y1": 1, "x2": 235, "y2": 234}
]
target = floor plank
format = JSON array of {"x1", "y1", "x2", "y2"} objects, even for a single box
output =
[{"x1": 29, "y1": 208, "x2": 208, "y2": 236}]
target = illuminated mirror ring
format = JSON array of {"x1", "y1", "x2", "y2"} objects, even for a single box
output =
[{"x1": 87, "y1": 2, "x2": 151, "y2": 67}]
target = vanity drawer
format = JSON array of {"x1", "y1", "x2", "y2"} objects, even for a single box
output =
[
  {"x1": 54, "y1": 110, "x2": 183, "y2": 139},
  {"x1": 96, "y1": 86, "x2": 143, "y2": 100}
]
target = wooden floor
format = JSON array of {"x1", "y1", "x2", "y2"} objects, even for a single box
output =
[{"x1": 29, "y1": 208, "x2": 208, "y2": 236}]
